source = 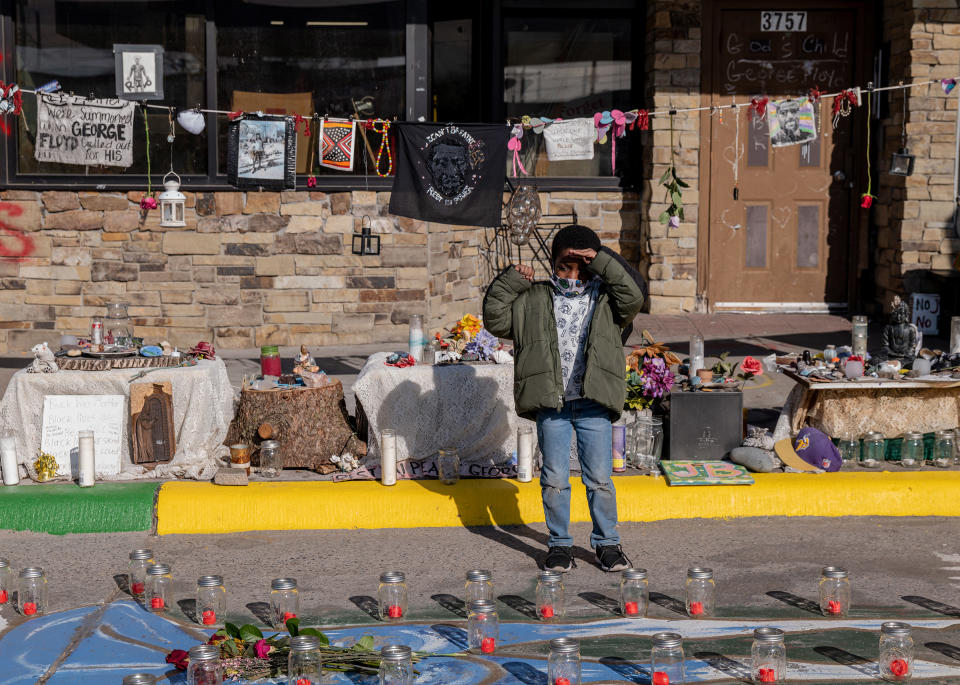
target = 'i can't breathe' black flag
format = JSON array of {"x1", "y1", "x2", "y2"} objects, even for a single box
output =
[{"x1": 389, "y1": 123, "x2": 509, "y2": 227}]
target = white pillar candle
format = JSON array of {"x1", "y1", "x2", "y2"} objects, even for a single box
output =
[
  {"x1": 381, "y1": 429, "x2": 397, "y2": 486},
  {"x1": 0, "y1": 431, "x2": 19, "y2": 486},
  {"x1": 517, "y1": 426, "x2": 535, "y2": 483},
  {"x1": 77, "y1": 430, "x2": 95, "y2": 487}
]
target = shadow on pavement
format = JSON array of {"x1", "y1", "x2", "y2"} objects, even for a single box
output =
[
  {"x1": 648, "y1": 591, "x2": 687, "y2": 616},
  {"x1": 497, "y1": 594, "x2": 539, "y2": 620},
  {"x1": 578, "y1": 591, "x2": 620, "y2": 616},
  {"x1": 501, "y1": 661, "x2": 548, "y2": 684},
  {"x1": 693, "y1": 651, "x2": 752, "y2": 683},
  {"x1": 246, "y1": 601, "x2": 272, "y2": 625},
  {"x1": 430, "y1": 623, "x2": 468, "y2": 650},
  {"x1": 767, "y1": 589, "x2": 822, "y2": 615},
  {"x1": 431, "y1": 593, "x2": 467, "y2": 619},
  {"x1": 901, "y1": 595, "x2": 960, "y2": 618},
  {"x1": 598, "y1": 656, "x2": 650, "y2": 683},
  {"x1": 813, "y1": 645, "x2": 877, "y2": 678},
  {"x1": 177, "y1": 598, "x2": 198, "y2": 624},
  {"x1": 925, "y1": 641, "x2": 960, "y2": 662},
  {"x1": 349, "y1": 595, "x2": 381, "y2": 622}
]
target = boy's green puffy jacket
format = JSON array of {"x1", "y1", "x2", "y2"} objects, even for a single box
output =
[{"x1": 482, "y1": 249, "x2": 645, "y2": 421}]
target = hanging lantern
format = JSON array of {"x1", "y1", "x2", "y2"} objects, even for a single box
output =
[
  {"x1": 505, "y1": 185, "x2": 541, "y2": 246},
  {"x1": 158, "y1": 171, "x2": 186, "y2": 228},
  {"x1": 352, "y1": 216, "x2": 380, "y2": 256},
  {"x1": 889, "y1": 148, "x2": 915, "y2": 177}
]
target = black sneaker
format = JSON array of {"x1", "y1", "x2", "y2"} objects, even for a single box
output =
[
  {"x1": 543, "y1": 546, "x2": 575, "y2": 572},
  {"x1": 596, "y1": 544, "x2": 631, "y2": 572}
]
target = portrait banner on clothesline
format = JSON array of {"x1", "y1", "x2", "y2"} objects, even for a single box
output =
[
  {"x1": 768, "y1": 97, "x2": 817, "y2": 148},
  {"x1": 34, "y1": 94, "x2": 135, "y2": 168}
]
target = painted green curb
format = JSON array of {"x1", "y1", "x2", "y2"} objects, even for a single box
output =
[{"x1": 0, "y1": 482, "x2": 158, "y2": 535}]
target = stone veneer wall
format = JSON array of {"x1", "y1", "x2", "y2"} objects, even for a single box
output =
[
  {"x1": 641, "y1": 0, "x2": 703, "y2": 314},
  {"x1": 874, "y1": 0, "x2": 960, "y2": 306},
  {"x1": 0, "y1": 189, "x2": 640, "y2": 353}
]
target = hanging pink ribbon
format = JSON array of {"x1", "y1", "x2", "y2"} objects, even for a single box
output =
[
  {"x1": 609, "y1": 110, "x2": 626, "y2": 174},
  {"x1": 508, "y1": 127, "x2": 527, "y2": 177}
]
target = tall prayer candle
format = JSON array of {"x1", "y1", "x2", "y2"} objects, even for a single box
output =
[
  {"x1": 0, "y1": 430, "x2": 19, "y2": 486},
  {"x1": 517, "y1": 426, "x2": 534, "y2": 483},
  {"x1": 381, "y1": 429, "x2": 397, "y2": 486},
  {"x1": 78, "y1": 430, "x2": 95, "y2": 487}
]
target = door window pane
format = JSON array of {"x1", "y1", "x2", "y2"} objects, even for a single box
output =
[
  {"x1": 216, "y1": 0, "x2": 405, "y2": 176},
  {"x1": 14, "y1": 0, "x2": 206, "y2": 175},
  {"x1": 745, "y1": 205, "x2": 768, "y2": 268},
  {"x1": 797, "y1": 205, "x2": 820, "y2": 268},
  {"x1": 504, "y1": 15, "x2": 633, "y2": 179},
  {"x1": 747, "y1": 115, "x2": 768, "y2": 167}
]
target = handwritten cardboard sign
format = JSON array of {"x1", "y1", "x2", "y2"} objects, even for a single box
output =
[
  {"x1": 660, "y1": 460, "x2": 754, "y2": 486},
  {"x1": 911, "y1": 292, "x2": 940, "y2": 335},
  {"x1": 542, "y1": 118, "x2": 595, "y2": 161},
  {"x1": 35, "y1": 94, "x2": 135, "y2": 168},
  {"x1": 40, "y1": 395, "x2": 125, "y2": 478}
]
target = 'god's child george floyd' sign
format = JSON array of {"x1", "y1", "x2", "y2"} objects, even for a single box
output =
[{"x1": 35, "y1": 94, "x2": 135, "y2": 168}]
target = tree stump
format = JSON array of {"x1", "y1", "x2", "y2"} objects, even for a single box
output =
[{"x1": 225, "y1": 380, "x2": 366, "y2": 473}]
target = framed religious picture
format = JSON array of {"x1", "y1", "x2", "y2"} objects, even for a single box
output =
[
  {"x1": 113, "y1": 44, "x2": 164, "y2": 101},
  {"x1": 226, "y1": 115, "x2": 297, "y2": 190}
]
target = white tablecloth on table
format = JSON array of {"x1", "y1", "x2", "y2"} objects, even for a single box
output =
[
  {"x1": 0, "y1": 359, "x2": 234, "y2": 480},
  {"x1": 352, "y1": 352, "x2": 533, "y2": 467}
]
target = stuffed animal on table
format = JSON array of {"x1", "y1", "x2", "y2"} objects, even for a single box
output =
[{"x1": 26, "y1": 342, "x2": 58, "y2": 374}]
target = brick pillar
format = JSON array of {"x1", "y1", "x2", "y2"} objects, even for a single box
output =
[
  {"x1": 875, "y1": 0, "x2": 960, "y2": 308},
  {"x1": 642, "y1": 1, "x2": 703, "y2": 314}
]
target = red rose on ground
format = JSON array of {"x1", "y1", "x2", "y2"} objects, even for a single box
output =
[
  {"x1": 166, "y1": 649, "x2": 190, "y2": 670},
  {"x1": 254, "y1": 638, "x2": 272, "y2": 659},
  {"x1": 740, "y1": 356, "x2": 763, "y2": 376},
  {"x1": 208, "y1": 634, "x2": 227, "y2": 645}
]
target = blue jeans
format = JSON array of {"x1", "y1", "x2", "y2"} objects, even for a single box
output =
[{"x1": 536, "y1": 398, "x2": 619, "y2": 549}]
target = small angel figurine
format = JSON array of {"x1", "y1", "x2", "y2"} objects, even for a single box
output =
[{"x1": 293, "y1": 345, "x2": 319, "y2": 375}]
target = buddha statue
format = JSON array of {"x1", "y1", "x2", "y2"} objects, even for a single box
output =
[{"x1": 878, "y1": 295, "x2": 918, "y2": 365}]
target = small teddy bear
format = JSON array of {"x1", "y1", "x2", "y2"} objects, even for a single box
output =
[{"x1": 27, "y1": 342, "x2": 59, "y2": 374}]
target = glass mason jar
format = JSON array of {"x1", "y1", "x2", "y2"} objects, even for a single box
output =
[
  {"x1": 437, "y1": 447, "x2": 460, "y2": 485},
  {"x1": 879, "y1": 621, "x2": 914, "y2": 682},
  {"x1": 105, "y1": 302, "x2": 132, "y2": 346},
  {"x1": 122, "y1": 675, "x2": 157, "y2": 685},
  {"x1": 651, "y1": 632, "x2": 685, "y2": 685},
  {"x1": 933, "y1": 430, "x2": 955, "y2": 468},
  {"x1": 0, "y1": 557, "x2": 11, "y2": 606},
  {"x1": 288, "y1": 634, "x2": 323, "y2": 685},
  {"x1": 548, "y1": 637, "x2": 581, "y2": 685},
  {"x1": 465, "y1": 569, "x2": 494, "y2": 609},
  {"x1": 635, "y1": 417, "x2": 664, "y2": 472},
  {"x1": 379, "y1": 571, "x2": 408, "y2": 620},
  {"x1": 187, "y1": 643, "x2": 223, "y2": 685},
  {"x1": 819, "y1": 566, "x2": 851, "y2": 617},
  {"x1": 379, "y1": 645, "x2": 414, "y2": 685},
  {"x1": 685, "y1": 567, "x2": 715, "y2": 618},
  {"x1": 852, "y1": 316, "x2": 869, "y2": 358},
  {"x1": 536, "y1": 570, "x2": 564, "y2": 620},
  {"x1": 751, "y1": 627, "x2": 786, "y2": 683},
  {"x1": 900, "y1": 432, "x2": 924, "y2": 469},
  {"x1": 620, "y1": 568, "x2": 649, "y2": 618},
  {"x1": 129, "y1": 548, "x2": 154, "y2": 598},
  {"x1": 861, "y1": 431, "x2": 886, "y2": 468},
  {"x1": 837, "y1": 436, "x2": 860, "y2": 465},
  {"x1": 197, "y1": 575, "x2": 226, "y2": 627},
  {"x1": 145, "y1": 563, "x2": 172, "y2": 613},
  {"x1": 467, "y1": 599, "x2": 499, "y2": 654},
  {"x1": 271, "y1": 578, "x2": 299, "y2": 628},
  {"x1": 260, "y1": 345, "x2": 281, "y2": 377},
  {"x1": 259, "y1": 440, "x2": 282, "y2": 478},
  {"x1": 17, "y1": 567, "x2": 46, "y2": 616}
]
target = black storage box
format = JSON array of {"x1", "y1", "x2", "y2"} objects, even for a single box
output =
[{"x1": 666, "y1": 389, "x2": 743, "y2": 460}]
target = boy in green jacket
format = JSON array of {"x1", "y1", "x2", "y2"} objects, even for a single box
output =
[{"x1": 483, "y1": 225, "x2": 646, "y2": 572}]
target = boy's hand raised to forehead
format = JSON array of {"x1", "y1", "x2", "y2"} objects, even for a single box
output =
[
  {"x1": 566, "y1": 248, "x2": 597, "y2": 263},
  {"x1": 513, "y1": 263, "x2": 535, "y2": 282}
]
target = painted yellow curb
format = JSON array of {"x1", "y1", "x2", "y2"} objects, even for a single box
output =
[{"x1": 156, "y1": 471, "x2": 960, "y2": 535}]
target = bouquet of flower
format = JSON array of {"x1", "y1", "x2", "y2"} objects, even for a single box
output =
[
  {"x1": 438, "y1": 314, "x2": 503, "y2": 362},
  {"x1": 167, "y1": 618, "x2": 421, "y2": 680},
  {"x1": 625, "y1": 347, "x2": 675, "y2": 411}
]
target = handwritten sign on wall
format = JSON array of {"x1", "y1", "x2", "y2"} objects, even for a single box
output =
[
  {"x1": 35, "y1": 94, "x2": 135, "y2": 167},
  {"x1": 911, "y1": 292, "x2": 940, "y2": 335},
  {"x1": 542, "y1": 119, "x2": 595, "y2": 162},
  {"x1": 40, "y1": 395, "x2": 125, "y2": 478}
]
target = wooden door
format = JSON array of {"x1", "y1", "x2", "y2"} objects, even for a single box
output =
[{"x1": 703, "y1": 3, "x2": 870, "y2": 311}]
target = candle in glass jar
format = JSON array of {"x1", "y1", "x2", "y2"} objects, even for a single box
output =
[
  {"x1": 77, "y1": 430, "x2": 95, "y2": 487},
  {"x1": 517, "y1": 425, "x2": 534, "y2": 483},
  {"x1": 0, "y1": 430, "x2": 19, "y2": 486},
  {"x1": 381, "y1": 429, "x2": 397, "y2": 486}
]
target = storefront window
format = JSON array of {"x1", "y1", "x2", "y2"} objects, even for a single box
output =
[
  {"x1": 504, "y1": 14, "x2": 634, "y2": 179},
  {"x1": 14, "y1": 0, "x2": 207, "y2": 175},
  {"x1": 215, "y1": 0, "x2": 406, "y2": 176}
]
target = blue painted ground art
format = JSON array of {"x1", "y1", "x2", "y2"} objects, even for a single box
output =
[{"x1": 3, "y1": 600, "x2": 960, "y2": 683}]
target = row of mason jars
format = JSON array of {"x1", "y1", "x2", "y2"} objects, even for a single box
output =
[{"x1": 838, "y1": 429, "x2": 958, "y2": 468}]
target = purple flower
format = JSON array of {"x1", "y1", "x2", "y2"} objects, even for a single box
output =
[
  {"x1": 640, "y1": 356, "x2": 674, "y2": 398},
  {"x1": 464, "y1": 328, "x2": 500, "y2": 360},
  {"x1": 668, "y1": 215, "x2": 681, "y2": 229}
]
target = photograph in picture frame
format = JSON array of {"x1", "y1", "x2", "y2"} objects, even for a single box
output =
[
  {"x1": 226, "y1": 115, "x2": 297, "y2": 190},
  {"x1": 113, "y1": 44, "x2": 164, "y2": 101}
]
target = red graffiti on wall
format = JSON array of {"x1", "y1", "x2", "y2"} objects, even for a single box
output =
[{"x1": 0, "y1": 202, "x2": 35, "y2": 261}]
